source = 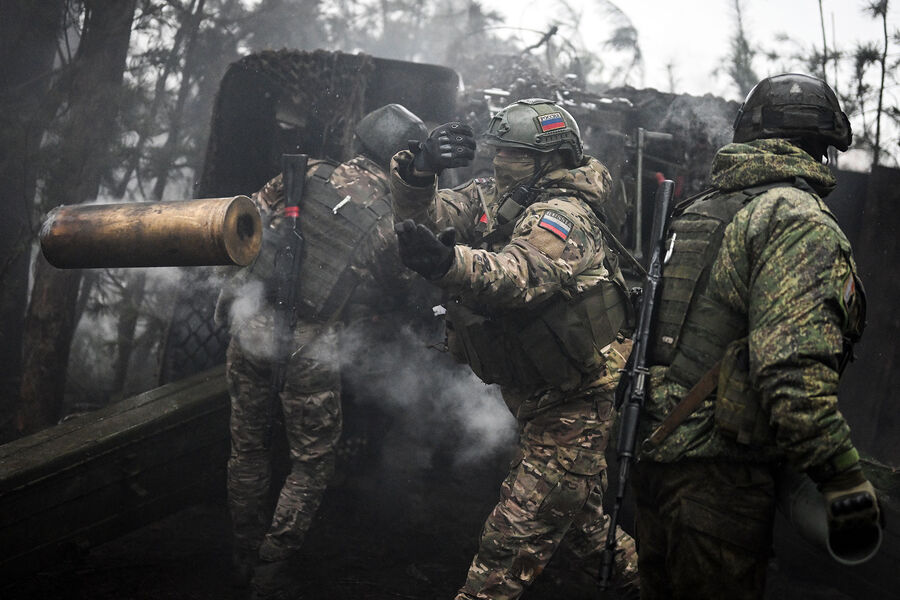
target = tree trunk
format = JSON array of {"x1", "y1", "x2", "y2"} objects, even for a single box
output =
[
  {"x1": 151, "y1": 0, "x2": 207, "y2": 202},
  {"x1": 111, "y1": 272, "x2": 146, "y2": 398},
  {"x1": 113, "y1": 1, "x2": 206, "y2": 397},
  {"x1": 872, "y1": 3, "x2": 888, "y2": 168},
  {"x1": 0, "y1": 1, "x2": 67, "y2": 439},
  {"x1": 18, "y1": 0, "x2": 138, "y2": 434}
]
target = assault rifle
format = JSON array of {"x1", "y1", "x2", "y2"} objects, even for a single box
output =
[
  {"x1": 598, "y1": 179, "x2": 674, "y2": 589},
  {"x1": 264, "y1": 153, "x2": 309, "y2": 449}
]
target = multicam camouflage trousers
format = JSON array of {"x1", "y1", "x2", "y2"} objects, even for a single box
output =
[
  {"x1": 631, "y1": 459, "x2": 776, "y2": 600},
  {"x1": 226, "y1": 323, "x2": 341, "y2": 563},
  {"x1": 455, "y1": 394, "x2": 639, "y2": 600}
]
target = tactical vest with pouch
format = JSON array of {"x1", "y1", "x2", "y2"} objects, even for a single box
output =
[
  {"x1": 249, "y1": 160, "x2": 392, "y2": 322},
  {"x1": 446, "y1": 276, "x2": 629, "y2": 391},
  {"x1": 651, "y1": 181, "x2": 789, "y2": 446},
  {"x1": 446, "y1": 178, "x2": 633, "y2": 391},
  {"x1": 650, "y1": 178, "x2": 866, "y2": 446}
]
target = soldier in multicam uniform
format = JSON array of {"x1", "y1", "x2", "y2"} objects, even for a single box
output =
[
  {"x1": 630, "y1": 74, "x2": 880, "y2": 599},
  {"x1": 216, "y1": 104, "x2": 427, "y2": 600},
  {"x1": 391, "y1": 98, "x2": 639, "y2": 599}
]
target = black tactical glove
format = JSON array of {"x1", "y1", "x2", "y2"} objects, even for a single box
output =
[
  {"x1": 394, "y1": 219, "x2": 456, "y2": 280},
  {"x1": 409, "y1": 122, "x2": 476, "y2": 175},
  {"x1": 819, "y1": 465, "x2": 882, "y2": 555}
]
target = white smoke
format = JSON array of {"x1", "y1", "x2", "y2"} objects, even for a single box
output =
[
  {"x1": 227, "y1": 279, "x2": 267, "y2": 330},
  {"x1": 337, "y1": 319, "x2": 517, "y2": 469}
]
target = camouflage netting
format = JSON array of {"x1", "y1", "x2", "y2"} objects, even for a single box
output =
[
  {"x1": 452, "y1": 54, "x2": 635, "y2": 234},
  {"x1": 455, "y1": 53, "x2": 576, "y2": 103},
  {"x1": 197, "y1": 49, "x2": 375, "y2": 199},
  {"x1": 606, "y1": 86, "x2": 740, "y2": 196},
  {"x1": 161, "y1": 50, "x2": 377, "y2": 383},
  {"x1": 452, "y1": 53, "x2": 740, "y2": 251},
  {"x1": 196, "y1": 49, "x2": 460, "y2": 200}
]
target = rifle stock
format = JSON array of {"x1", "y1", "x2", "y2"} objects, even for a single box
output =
[
  {"x1": 264, "y1": 154, "x2": 309, "y2": 449},
  {"x1": 598, "y1": 179, "x2": 674, "y2": 589}
]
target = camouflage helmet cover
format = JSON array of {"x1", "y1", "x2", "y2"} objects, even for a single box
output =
[
  {"x1": 355, "y1": 103, "x2": 428, "y2": 168},
  {"x1": 483, "y1": 98, "x2": 584, "y2": 165},
  {"x1": 732, "y1": 73, "x2": 852, "y2": 151}
]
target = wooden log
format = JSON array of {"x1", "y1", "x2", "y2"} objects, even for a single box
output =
[{"x1": 0, "y1": 366, "x2": 229, "y2": 579}]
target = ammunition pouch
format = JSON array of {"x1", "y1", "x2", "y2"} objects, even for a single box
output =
[
  {"x1": 252, "y1": 221, "x2": 293, "y2": 299},
  {"x1": 496, "y1": 186, "x2": 533, "y2": 225},
  {"x1": 446, "y1": 280, "x2": 628, "y2": 390},
  {"x1": 481, "y1": 188, "x2": 531, "y2": 248},
  {"x1": 714, "y1": 337, "x2": 774, "y2": 446}
]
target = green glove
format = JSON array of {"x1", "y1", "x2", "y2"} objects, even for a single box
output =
[{"x1": 819, "y1": 464, "x2": 881, "y2": 555}]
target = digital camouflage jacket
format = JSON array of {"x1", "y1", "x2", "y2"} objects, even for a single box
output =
[
  {"x1": 390, "y1": 150, "x2": 628, "y2": 418},
  {"x1": 639, "y1": 139, "x2": 863, "y2": 481}
]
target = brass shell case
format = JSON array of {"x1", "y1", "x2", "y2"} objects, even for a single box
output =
[{"x1": 40, "y1": 196, "x2": 262, "y2": 268}]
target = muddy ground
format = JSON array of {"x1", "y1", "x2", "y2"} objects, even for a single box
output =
[
  {"x1": 4, "y1": 370, "x2": 893, "y2": 600},
  {"x1": 7, "y1": 431, "x2": 610, "y2": 600},
  {"x1": 7, "y1": 441, "x2": 876, "y2": 600}
]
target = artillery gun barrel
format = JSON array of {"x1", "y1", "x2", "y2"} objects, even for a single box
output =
[{"x1": 40, "y1": 196, "x2": 262, "y2": 268}]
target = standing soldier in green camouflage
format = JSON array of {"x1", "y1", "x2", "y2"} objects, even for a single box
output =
[
  {"x1": 391, "y1": 98, "x2": 639, "y2": 599},
  {"x1": 216, "y1": 104, "x2": 427, "y2": 600},
  {"x1": 630, "y1": 74, "x2": 879, "y2": 599}
]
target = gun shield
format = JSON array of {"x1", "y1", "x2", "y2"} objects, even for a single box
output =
[{"x1": 40, "y1": 196, "x2": 262, "y2": 268}]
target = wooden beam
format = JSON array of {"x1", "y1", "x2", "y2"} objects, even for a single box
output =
[{"x1": 0, "y1": 366, "x2": 229, "y2": 578}]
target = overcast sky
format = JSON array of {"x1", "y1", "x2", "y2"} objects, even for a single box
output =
[{"x1": 495, "y1": 0, "x2": 899, "y2": 101}]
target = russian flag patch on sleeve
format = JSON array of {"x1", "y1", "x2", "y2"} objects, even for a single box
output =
[
  {"x1": 538, "y1": 112, "x2": 566, "y2": 132},
  {"x1": 538, "y1": 211, "x2": 574, "y2": 240}
]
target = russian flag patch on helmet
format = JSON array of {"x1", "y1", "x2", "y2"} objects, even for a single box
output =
[
  {"x1": 538, "y1": 112, "x2": 566, "y2": 132},
  {"x1": 538, "y1": 211, "x2": 573, "y2": 240}
]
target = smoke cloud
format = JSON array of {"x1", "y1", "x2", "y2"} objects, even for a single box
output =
[
  {"x1": 338, "y1": 318, "x2": 517, "y2": 470},
  {"x1": 214, "y1": 263, "x2": 517, "y2": 468}
]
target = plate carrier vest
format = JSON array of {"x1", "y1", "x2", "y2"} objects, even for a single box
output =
[{"x1": 249, "y1": 160, "x2": 392, "y2": 322}]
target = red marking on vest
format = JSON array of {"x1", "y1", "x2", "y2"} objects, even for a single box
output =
[
  {"x1": 479, "y1": 213, "x2": 488, "y2": 224},
  {"x1": 284, "y1": 206, "x2": 299, "y2": 218}
]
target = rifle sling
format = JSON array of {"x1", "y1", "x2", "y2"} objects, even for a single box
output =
[
  {"x1": 594, "y1": 216, "x2": 647, "y2": 278},
  {"x1": 648, "y1": 359, "x2": 721, "y2": 446}
]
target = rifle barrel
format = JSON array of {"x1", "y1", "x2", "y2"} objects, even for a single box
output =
[{"x1": 598, "y1": 179, "x2": 674, "y2": 590}]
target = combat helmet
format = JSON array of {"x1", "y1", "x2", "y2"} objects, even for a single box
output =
[
  {"x1": 483, "y1": 98, "x2": 583, "y2": 166},
  {"x1": 733, "y1": 73, "x2": 851, "y2": 152},
  {"x1": 355, "y1": 104, "x2": 428, "y2": 169}
]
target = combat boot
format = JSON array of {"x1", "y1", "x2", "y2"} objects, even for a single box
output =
[
  {"x1": 250, "y1": 556, "x2": 298, "y2": 600},
  {"x1": 232, "y1": 547, "x2": 257, "y2": 589}
]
